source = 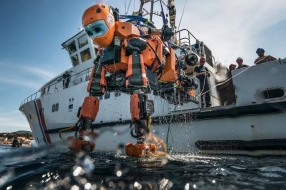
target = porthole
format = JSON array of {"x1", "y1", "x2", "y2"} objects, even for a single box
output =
[
  {"x1": 263, "y1": 89, "x2": 284, "y2": 99},
  {"x1": 256, "y1": 87, "x2": 285, "y2": 101}
]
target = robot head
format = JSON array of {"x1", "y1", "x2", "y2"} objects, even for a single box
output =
[{"x1": 82, "y1": 4, "x2": 115, "y2": 47}]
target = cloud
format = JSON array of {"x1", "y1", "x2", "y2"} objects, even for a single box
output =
[
  {"x1": 0, "y1": 76, "x2": 42, "y2": 89},
  {"x1": 0, "y1": 62, "x2": 57, "y2": 89},
  {"x1": 0, "y1": 110, "x2": 30, "y2": 132},
  {"x1": 20, "y1": 66, "x2": 57, "y2": 82}
]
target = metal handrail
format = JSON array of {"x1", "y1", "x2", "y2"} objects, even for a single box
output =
[
  {"x1": 20, "y1": 66, "x2": 93, "y2": 106},
  {"x1": 176, "y1": 28, "x2": 197, "y2": 48}
]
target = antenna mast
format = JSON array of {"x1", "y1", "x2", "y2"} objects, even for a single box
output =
[{"x1": 149, "y1": 0, "x2": 154, "y2": 22}]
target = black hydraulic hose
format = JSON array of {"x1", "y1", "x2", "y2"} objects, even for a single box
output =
[{"x1": 146, "y1": 41, "x2": 162, "y2": 66}]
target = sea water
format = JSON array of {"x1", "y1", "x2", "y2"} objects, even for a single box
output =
[{"x1": 0, "y1": 145, "x2": 286, "y2": 190}]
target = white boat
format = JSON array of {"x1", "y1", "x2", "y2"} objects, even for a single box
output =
[{"x1": 19, "y1": 1, "x2": 286, "y2": 156}]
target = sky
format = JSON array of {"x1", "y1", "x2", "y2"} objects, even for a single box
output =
[{"x1": 0, "y1": 0, "x2": 285, "y2": 133}]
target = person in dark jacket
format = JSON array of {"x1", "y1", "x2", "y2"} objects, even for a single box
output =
[
  {"x1": 194, "y1": 57, "x2": 211, "y2": 107},
  {"x1": 62, "y1": 71, "x2": 71, "y2": 89}
]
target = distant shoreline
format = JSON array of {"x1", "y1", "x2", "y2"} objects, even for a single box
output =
[{"x1": 0, "y1": 142, "x2": 31, "y2": 147}]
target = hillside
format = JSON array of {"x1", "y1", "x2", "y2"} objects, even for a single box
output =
[{"x1": 12, "y1": 130, "x2": 32, "y2": 135}]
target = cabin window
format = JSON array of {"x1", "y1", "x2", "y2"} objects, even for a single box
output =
[
  {"x1": 78, "y1": 34, "x2": 88, "y2": 48},
  {"x1": 80, "y1": 48, "x2": 91, "y2": 62},
  {"x1": 71, "y1": 54, "x2": 79, "y2": 66},
  {"x1": 263, "y1": 89, "x2": 284, "y2": 99},
  {"x1": 68, "y1": 41, "x2": 76, "y2": 54},
  {"x1": 52, "y1": 103, "x2": 59, "y2": 112},
  {"x1": 55, "y1": 103, "x2": 59, "y2": 111}
]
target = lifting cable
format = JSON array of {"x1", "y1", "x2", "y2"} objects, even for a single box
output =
[
  {"x1": 166, "y1": 105, "x2": 177, "y2": 152},
  {"x1": 177, "y1": 0, "x2": 188, "y2": 30}
]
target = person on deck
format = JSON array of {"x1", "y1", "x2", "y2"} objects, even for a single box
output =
[
  {"x1": 254, "y1": 48, "x2": 277, "y2": 65},
  {"x1": 229, "y1": 64, "x2": 237, "y2": 71},
  {"x1": 236, "y1": 57, "x2": 248, "y2": 69},
  {"x1": 194, "y1": 57, "x2": 211, "y2": 107},
  {"x1": 62, "y1": 71, "x2": 71, "y2": 89}
]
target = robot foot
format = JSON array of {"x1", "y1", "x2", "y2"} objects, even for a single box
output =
[
  {"x1": 125, "y1": 143, "x2": 157, "y2": 158},
  {"x1": 67, "y1": 136, "x2": 95, "y2": 153},
  {"x1": 67, "y1": 129, "x2": 98, "y2": 153}
]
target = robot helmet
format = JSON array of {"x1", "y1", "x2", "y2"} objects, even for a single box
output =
[
  {"x1": 256, "y1": 47, "x2": 265, "y2": 53},
  {"x1": 82, "y1": 4, "x2": 115, "y2": 47}
]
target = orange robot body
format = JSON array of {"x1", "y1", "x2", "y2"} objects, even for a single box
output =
[
  {"x1": 80, "y1": 96, "x2": 100, "y2": 121},
  {"x1": 115, "y1": 22, "x2": 140, "y2": 39},
  {"x1": 159, "y1": 48, "x2": 177, "y2": 82},
  {"x1": 105, "y1": 46, "x2": 128, "y2": 72},
  {"x1": 130, "y1": 94, "x2": 141, "y2": 121}
]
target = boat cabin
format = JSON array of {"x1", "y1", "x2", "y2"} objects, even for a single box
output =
[
  {"x1": 38, "y1": 30, "x2": 98, "y2": 96},
  {"x1": 61, "y1": 30, "x2": 98, "y2": 72}
]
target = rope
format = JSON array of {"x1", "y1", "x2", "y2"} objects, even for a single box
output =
[
  {"x1": 147, "y1": 150, "x2": 167, "y2": 157},
  {"x1": 178, "y1": 0, "x2": 188, "y2": 30},
  {"x1": 195, "y1": 71, "x2": 207, "y2": 99},
  {"x1": 196, "y1": 65, "x2": 252, "y2": 99},
  {"x1": 146, "y1": 134, "x2": 168, "y2": 157},
  {"x1": 166, "y1": 105, "x2": 177, "y2": 152}
]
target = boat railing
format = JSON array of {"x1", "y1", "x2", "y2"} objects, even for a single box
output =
[
  {"x1": 20, "y1": 91, "x2": 42, "y2": 106},
  {"x1": 176, "y1": 28, "x2": 215, "y2": 66},
  {"x1": 20, "y1": 66, "x2": 93, "y2": 106},
  {"x1": 176, "y1": 28, "x2": 197, "y2": 49}
]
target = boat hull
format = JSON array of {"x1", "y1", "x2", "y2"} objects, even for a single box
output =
[{"x1": 21, "y1": 98, "x2": 286, "y2": 155}]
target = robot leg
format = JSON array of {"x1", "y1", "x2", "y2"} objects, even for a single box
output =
[
  {"x1": 68, "y1": 63, "x2": 106, "y2": 152},
  {"x1": 126, "y1": 93, "x2": 157, "y2": 157}
]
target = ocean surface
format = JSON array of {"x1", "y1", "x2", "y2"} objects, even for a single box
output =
[{"x1": 1, "y1": 145, "x2": 286, "y2": 190}]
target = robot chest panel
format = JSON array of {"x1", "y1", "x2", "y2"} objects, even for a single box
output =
[{"x1": 105, "y1": 62, "x2": 128, "y2": 73}]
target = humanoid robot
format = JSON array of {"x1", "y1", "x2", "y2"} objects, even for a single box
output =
[{"x1": 68, "y1": 3, "x2": 198, "y2": 157}]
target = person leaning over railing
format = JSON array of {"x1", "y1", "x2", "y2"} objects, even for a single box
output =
[
  {"x1": 254, "y1": 48, "x2": 277, "y2": 65},
  {"x1": 62, "y1": 71, "x2": 71, "y2": 89},
  {"x1": 236, "y1": 57, "x2": 249, "y2": 69}
]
